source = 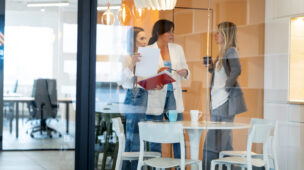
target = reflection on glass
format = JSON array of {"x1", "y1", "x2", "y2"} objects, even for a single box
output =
[
  {"x1": 2, "y1": 2, "x2": 77, "y2": 168},
  {"x1": 93, "y1": 0, "x2": 304, "y2": 170},
  {"x1": 289, "y1": 16, "x2": 304, "y2": 103}
]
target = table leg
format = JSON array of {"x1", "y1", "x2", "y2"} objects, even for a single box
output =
[
  {"x1": 186, "y1": 129, "x2": 204, "y2": 170},
  {"x1": 22, "y1": 102, "x2": 24, "y2": 125},
  {"x1": 16, "y1": 102, "x2": 19, "y2": 138},
  {"x1": 66, "y1": 102, "x2": 69, "y2": 134}
]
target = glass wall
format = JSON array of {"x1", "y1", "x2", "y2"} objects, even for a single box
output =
[
  {"x1": 1, "y1": 0, "x2": 77, "y2": 159},
  {"x1": 93, "y1": 0, "x2": 304, "y2": 170}
]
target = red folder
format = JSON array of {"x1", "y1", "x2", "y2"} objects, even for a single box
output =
[{"x1": 138, "y1": 71, "x2": 176, "y2": 90}]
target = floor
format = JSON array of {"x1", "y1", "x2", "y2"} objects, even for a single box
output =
[
  {"x1": 0, "y1": 87, "x2": 122, "y2": 169},
  {"x1": 2, "y1": 118, "x2": 75, "y2": 150},
  {"x1": 0, "y1": 151, "x2": 75, "y2": 170}
]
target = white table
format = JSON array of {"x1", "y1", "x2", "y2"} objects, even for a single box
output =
[
  {"x1": 141, "y1": 121, "x2": 251, "y2": 170},
  {"x1": 182, "y1": 121, "x2": 251, "y2": 169}
]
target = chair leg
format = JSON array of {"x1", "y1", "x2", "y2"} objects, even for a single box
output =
[
  {"x1": 211, "y1": 161, "x2": 216, "y2": 170},
  {"x1": 265, "y1": 163, "x2": 270, "y2": 170},
  {"x1": 219, "y1": 152, "x2": 224, "y2": 170},
  {"x1": 226, "y1": 164, "x2": 231, "y2": 170},
  {"x1": 198, "y1": 161, "x2": 202, "y2": 170},
  {"x1": 112, "y1": 142, "x2": 119, "y2": 170}
]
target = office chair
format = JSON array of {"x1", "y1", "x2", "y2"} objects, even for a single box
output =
[{"x1": 28, "y1": 79, "x2": 62, "y2": 138}]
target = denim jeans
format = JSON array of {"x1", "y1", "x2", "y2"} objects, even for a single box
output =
[
  {"x1": 145, "y1": 91, "x2": 184, "y2": 159},
  {"x1": 122, "y1": 88, "x2": 148, "y2": 170},
  {"x1": 202, "y1": 101, "x2": 235, "y2": 170}
]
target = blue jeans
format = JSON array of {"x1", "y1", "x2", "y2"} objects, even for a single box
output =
[
  {"x1": 145, "y1": 91, "x2": 184, "y2": 159},
  {"x1": 203, "y1": 101, "x2": 235, "y2": 170},
  {"x1": 122, "y1": 88, "x2": 147, "y2": 170}
]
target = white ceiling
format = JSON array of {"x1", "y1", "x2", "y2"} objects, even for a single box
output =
[{"x1": 6, "y1": 0, "x2": 123, "y2": 12}]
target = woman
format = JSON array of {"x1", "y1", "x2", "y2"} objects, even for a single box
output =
[
  {"x1": 202, "y1": 22, "x2": 247, "y2": 169},
  {"x1": 119, "y1": 26, "x2": 148, "y2": 170},
  {"x1": 145, "y1": 20, "x2": 190, "y2": 159}
]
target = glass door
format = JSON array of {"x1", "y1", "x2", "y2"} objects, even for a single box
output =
[{"x1": 1, "y1": 0, "x2": 78, "y2": 152}]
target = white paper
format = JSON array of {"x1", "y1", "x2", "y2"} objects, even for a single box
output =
[{"x1": 135, "y1": 47, "x2": 160, "y2": 77}]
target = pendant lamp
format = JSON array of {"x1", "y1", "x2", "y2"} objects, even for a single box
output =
[
  {"x1": 134, "y1": 0, "x2": 177, "y2": 10},
  {"x1": 101, "y1": 3, "x2": 115, "y2": 25},
  {"x1": 118, "y1": 0, "x2": 131, "y2": 25},
  {"x1": 132, "y1": 7, "x2": 145, "y2": 18}
]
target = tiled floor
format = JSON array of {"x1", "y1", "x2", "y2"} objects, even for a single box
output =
[
  {"x1": 2, "y1": 118, "x2": 75, "y2": 150},
  {"x1": 0, "y1": 151, "x2": 75, "y2": 170}
]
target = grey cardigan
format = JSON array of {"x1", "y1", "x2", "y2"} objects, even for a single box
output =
[{"x1": 209, "y1": 47, "x2": 247, "y2": 116}]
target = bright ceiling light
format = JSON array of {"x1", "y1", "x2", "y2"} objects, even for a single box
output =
[
  {"x1": 101, "y1": 3, "x2": 115, "y2": 25},
  {"x1": 118, "y1": 0, "x2": 131, "y2": 25},
  {"x1": 97, "y1": 5, "x2": 120, "y2": 11},
  {"x1": 27, "y1": 1, "x2": 69, "y2": 7},
  {"x1": 134, "y1": 0, "x2": 177, "y2": 10}
]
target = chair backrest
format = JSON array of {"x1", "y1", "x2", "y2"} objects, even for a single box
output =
[
  {"x1": 138, "y1": 122, "x2": 186, "y2": 169},
  {"x1": 250, "y1": 118, "x2": 277, "y2": 137},
  {"x1": 32, "y1": 79, "x2": 58, "y2": 119},
  {"x1": 246, "y1": 122, "x2": 274, "y2": 168},
  {"x1": 112, "y1": 117, "x2": 125, "y2": 170},
  {"x1": 138, "y1": 122, "x2": 183, "y2": 144},
  {"x1": 250, "y1": 118, "x2": 279, "y2": 170}
]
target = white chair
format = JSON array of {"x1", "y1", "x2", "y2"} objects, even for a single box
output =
[
  {"x1": 219, "y1": 118, "x2": 279, "y2": 170},
  {"x1": 111, "y1": 117, "x2": 161, "y2": 170},
  {"x1": 137, "y1": 122, "x2": 202, "y2": 170},
  {"x1": 211, "y1": 123, "x2": 274, "y2": 170}
]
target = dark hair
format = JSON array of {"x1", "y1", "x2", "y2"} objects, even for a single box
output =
[
  {"x1": 127, "y1": 26, "x2": 145, "y2": 54},
  {"x1": 148, "y1": 19, "x2": 174, "y2": 45}
]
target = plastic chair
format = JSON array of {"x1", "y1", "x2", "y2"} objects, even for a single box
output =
[
  {"x1": 211, "y1": 123, "x2": 274, "y2": 170},
  {"x1": 112, "y1": 117, "x2": 161, "y2": 170},
  {"x1": 218, "y1": 118, "x2": 279, "y2": 170},
  {"x1": 137, "y1": 122, "x2": 202, "y2": 170}
]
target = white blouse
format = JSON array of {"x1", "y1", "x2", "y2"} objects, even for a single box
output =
[{"x1": 211, "y1": 61, "x2": 229, "y2": 109}]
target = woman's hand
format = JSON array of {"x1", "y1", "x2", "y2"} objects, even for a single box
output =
[
  {"x1": 158, "y1": 67, "x2": 169, "y2": 73},
  {"x1": 155, "y1": 83, "x2": 164, "y2": 90},
  {"x1": 176, "y1": 69, "x2": 188, "y2": 78},
  {"x1": 129, "y1": 52, "x2": 142, "y2": 70}
]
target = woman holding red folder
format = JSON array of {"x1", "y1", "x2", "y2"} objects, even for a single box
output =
[
  {"x1": 145, "y1": 19, "x2": 190, "y2": 159},
  {"x1": 119, "y1": 26, "x2": 148, "y2": 170}
]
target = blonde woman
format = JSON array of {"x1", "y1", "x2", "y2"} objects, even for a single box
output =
[{"x1": 203, "y1": 22, "x2": 247, "y2": 169}]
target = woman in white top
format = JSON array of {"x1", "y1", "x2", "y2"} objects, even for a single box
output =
[
  {"x1": 119, "y1": 27, "x2": 148, "y2": 170},
  {"x1": 145, "y1": 20, "x2": 190, "y2": 159},
  {"x1": 203, "y1": 22, "x2": 247, "y2": 170}
]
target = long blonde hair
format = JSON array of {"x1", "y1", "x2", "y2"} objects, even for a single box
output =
[{"x1": 217, "y1": 22, "x2": 237, "y2": 70}]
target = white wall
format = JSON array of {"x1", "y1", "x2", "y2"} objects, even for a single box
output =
[
  {"x1": 265, "y1": 0, "x2": 304, "y2": 169},
  {"x1": 5, "y1": 9, "x2": 78, "y2": 98}
]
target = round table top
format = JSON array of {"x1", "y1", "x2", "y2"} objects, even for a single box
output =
[{"x1": 141, "y1": 121, "x2": 251, "y2": 130}]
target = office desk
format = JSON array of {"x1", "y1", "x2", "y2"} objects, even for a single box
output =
[{"x1": 3, "y1": 97, "x2": 73, "y2": 138}]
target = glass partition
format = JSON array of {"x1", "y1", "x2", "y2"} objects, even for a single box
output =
[
  {"x1": 2, "y1": 0, "x2": 77, "y2": 157},
  {"x1": 93, "y1": 0, "x2": 304, "y2": 170}
]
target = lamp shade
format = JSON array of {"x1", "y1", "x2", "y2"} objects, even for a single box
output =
[
  {"x1": 118, "y1": 0, "x2": 131, "y2": 25},
  {"x1": 101, "y1": 3, "x2": 115, "y2": 25},
  {"x1": 134, "y1": 0, "x2": 177, "y2": 10}
]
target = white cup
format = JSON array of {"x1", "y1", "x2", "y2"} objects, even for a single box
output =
[{"x1": 190, "y1": 110, "x2": 202, "y2": 122}]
